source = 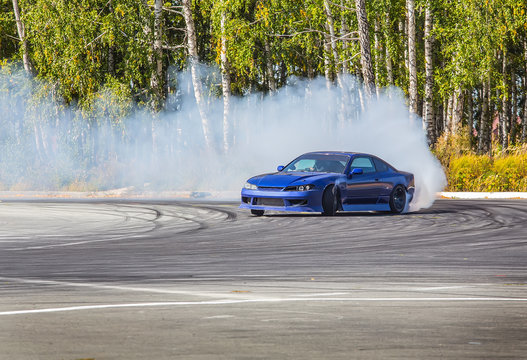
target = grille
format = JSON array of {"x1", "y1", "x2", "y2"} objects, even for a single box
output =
[
  {"x1": 255, "y1": 198, "x2": 284, "y2": 206},
  {"x1": 257, "y1": 186, "x2": 283, "y2": 191}
]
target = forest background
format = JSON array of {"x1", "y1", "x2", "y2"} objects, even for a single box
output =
[{"x1": 1, "y1": 0, "x2": 527, "y2": 192}]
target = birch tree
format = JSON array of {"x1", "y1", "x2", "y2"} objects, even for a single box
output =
[
  {"x1": 354, "y1": 0, "x2": 375, "y2": 98},
  {"x1": 150, "y1": 0, "x2": 165, "y2": 111},
  {"x1": 423, "y1": 1, "x2": 434, "y2": 142},
  {"x1": 220, "y1": 9, "x2": 231, "y2": 153},
  {"x1": 323, "y1": 0, "x2": 340, "y2": 78},
  {"x1": 523, "y1": 41, "x2": 527, "y2": 143},
  {"x1": 340, "y1": 0, "x2": 350, "y2": 74},
  {"x1": 264, "y1": 40, "x2": 276, "y2": 92},
  {"x1": 182, "y1": 0, "x2": 213, "y2": 149},
  {"x1": 406, "y1": 0, "x2": 417, "y2": 114},
  {"x1": 11, "y1": 0, "x2": 32, "y2": 73},
  {"x1": 500, "y1": 50, "x2": 510, "y2": 149}
]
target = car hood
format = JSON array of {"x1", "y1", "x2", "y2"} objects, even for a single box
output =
[{"x1": 250, "y1": 172, "x2": 333, "y2": 187}]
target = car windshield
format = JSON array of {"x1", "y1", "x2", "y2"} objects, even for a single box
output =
[{"x1": 282, "y1": 154, "x2": 350, "y2": 173}]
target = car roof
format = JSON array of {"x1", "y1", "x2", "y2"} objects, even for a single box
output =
[{"x1": 303, "y1": 151, "x2": 375, "y2": 158}]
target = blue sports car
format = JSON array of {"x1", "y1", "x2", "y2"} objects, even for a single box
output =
[{"x1": 240, "y1": 151, "x2": 415, "y2": 216}]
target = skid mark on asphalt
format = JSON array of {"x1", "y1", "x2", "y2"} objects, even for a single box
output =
[
  {"x1": 1, "y1": 202, "x2": 231, "y2": 251},
  {"x1": 0, "y1": 276, "x2": 264, "y2": 300},
  {"x1": 296, "y1": 292, "x2": 350, "y2": 297},
  {"x1": 414, "y1": 285, "x2": 470, "y2": 291},
  {"x1": 2, "y1": 297, "x2": 527, "y2": 316},
  {"x1": 3, "y1": 276, "x2": 527, "y2": 317}
]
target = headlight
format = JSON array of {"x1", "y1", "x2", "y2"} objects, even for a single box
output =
[
  {"x1": 285, "y1": 184, "x2": 314, "y2": 191},
  {"x1": 244, "y1": 182, "x2": 258, "y2": 190}
]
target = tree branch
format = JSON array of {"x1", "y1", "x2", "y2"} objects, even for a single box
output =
[
  {"x1": 326, "y1": 0, "x2": 356, "y2": 12},
  {"x1": 5, "y1": 33, "x2": 22, "y2": 41},
  {"x1": 83, "y1": 31, "x2": 107, "y2": 49},
  {"x1": 269, "y1": 29, "x2": 329, "y2": 38},
  {"x1": 166, "y1": 27, "x2": 187, "y2": 32},
  {"x1": 146, "y1": 3, "x2": 184, "y2": 16},
  {"x1": 162, "y1": 44, "x2": 186, "y2": 50}
]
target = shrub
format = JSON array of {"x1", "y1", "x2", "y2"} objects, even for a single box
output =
[
  {"x1": 445, "y1": 153, "x2": 527, "y2": 191},
  {"x1": 448, "y1": 155, "x2": 492, "y2": 191},
  {"x1": 433, "y1": 128, "x2": 472, "y2": 169},
  {"x1": 433, "y1": 128, "x2": 527, "y2": 192},
  {"x1": 491, "y1": 154, "x2": 527, "y2": 191}
]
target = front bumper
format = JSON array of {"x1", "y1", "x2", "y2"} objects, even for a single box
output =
[{"x1": 240, "y1": 188, "x2": 324, "y2": 213}]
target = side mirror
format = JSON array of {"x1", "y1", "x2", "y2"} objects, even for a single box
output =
[
  {"x1": 352, "y1": 168, "x2": 364, "y2": 175},
  {"x1": 277, "y1": 165, "x2": 284, "y2": 172},
  {"x1": 348, "y1": 168, "x2": 363, "y2": 178}
]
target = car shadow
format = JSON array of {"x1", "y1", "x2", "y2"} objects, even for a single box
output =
[{"x1": 263, "y1": 209, "x2": 454, "y2": 218}]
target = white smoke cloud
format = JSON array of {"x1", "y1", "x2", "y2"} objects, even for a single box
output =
[{"x1": 0, "y1": 67, "x2": 446, "y2": 210}]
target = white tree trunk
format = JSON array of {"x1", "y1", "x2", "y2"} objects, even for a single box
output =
[
  {"x1": 510, "y1": 76, "x2": 517, "y2": 143},
  {"x1": 478, "y1": 78, "x2": 490, "y2": 153},
  {"x1": 323, "y1": 27, "x2": 333, "y2": 89},
  {"x1": 501, "y1": 51, "x2": 509, "y2": 149},
  {"x1": 324, "y1": 0, "x2": 340, "y2": 76},
  {"x1": 423, "y1": 3, "x2": 434, "y2": 143},
  {"x1": 324, "y1": 0, "x2": 347, "y2": 125},
  {"x1": 264, "y1": 40, "x2": 276, "y2": 92},
  {"x1": 400, "y1": 20, "x2": 407, "y2": 77},
  {"x1": 385, "y1": 13, "x2": 393, "y2": 85},
  {"x1": 341, "y1": 0, "x2": 349, "y2": 74},
  {"x1": 182, "y1": 0, "x2": 213, "y2": 149},
  {"x1": 354, "y1": 0, "x2": 375, "y2": 99},
  {"x1": 445, "y1": 94, "x2": 453, "y2": 134},
  {"x1": 374, "y1": 18, "x2": 380, "y2": 97},
  {"x1": 151, "y1": 0, "x2": 164, "y2": 110},
  {"x1": 452, "y1": 87, "x2": 464, "y2": 134},
  {"x1": 220, "y1": 11, "x2": 231, "y2": 154},
  {"x1": 467, "y1": 91, "x2": 473, "y2": 143},
  {"x1": 12, "y1": 0, "x2": 32, "y2": 74},
  {"x1": 523, "y1": 41, "x2": 527, "y2": 142},
  {"x1": 406, "y1": 0, "x2": 418, "y2": 114}
]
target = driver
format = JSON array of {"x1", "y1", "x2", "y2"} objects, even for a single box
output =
[{"x1": 313, "y1": 160, "x2": 328, "y2": 172}]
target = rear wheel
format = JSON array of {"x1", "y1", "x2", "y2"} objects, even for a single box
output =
[
  {"x1": 389, "y1": 185, "x2": 407, "y2": 214},
  {"x1": 251, "y1": 209, "x2": 264, "y2": 216},
  {"x1": 322, "y1": 185, "x2": 338, "y2": 216}
]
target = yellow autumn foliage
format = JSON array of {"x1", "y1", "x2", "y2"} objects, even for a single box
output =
[{"x1": 436, "y1": 133, "x2": 527, "y2": 191}]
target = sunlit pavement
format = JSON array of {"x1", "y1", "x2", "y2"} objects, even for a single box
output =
[{"x1": 0, "y1": 200, "x2": 526, "y2": 359}]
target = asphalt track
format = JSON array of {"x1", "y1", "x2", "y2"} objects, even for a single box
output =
[{"x1": 0, "y1": 199, "x2": 526, "y2": 359}]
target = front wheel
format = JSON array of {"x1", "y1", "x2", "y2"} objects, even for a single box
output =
[
  {"x1": 389, "y1": 185, "x2": 407, "y2": 214},
  {"x1": 251, "y1": 209, "x2": 264, "y2": 216},
  {"x1": 322, "y1": 185, "x2": 338, "y2": 216}
]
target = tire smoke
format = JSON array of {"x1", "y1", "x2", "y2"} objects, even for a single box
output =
[{"x1": 0, "y1": 68, "x2": 446, "y2": 210}]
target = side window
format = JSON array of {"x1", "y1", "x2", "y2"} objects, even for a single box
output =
[
  {"x1": 350, "y1": 157, "x2": 376, "y2": 173},
  {"x1": 373, "y1": 158, "x2": 389, "y2": 172}
]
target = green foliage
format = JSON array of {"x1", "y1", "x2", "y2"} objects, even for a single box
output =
[
  {"x1": 0, "y1": 0, "x2": 17, "y2": 61},
  {"x1": 2, "y1": 0, "x2": 527, "y2": 194},
  {"x1": 20, "y1": 0, "x2": 178, "y2": 110}
]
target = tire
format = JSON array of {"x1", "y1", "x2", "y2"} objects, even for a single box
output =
[
  {"x1": 251, "y1": 209, "x2": 264, "y2": 216},
  {"x1": 389, "y1": 185, "x2": 407, "y2": 214},
  {"x1": 322, "y1": 185, "x2": 338, "y2": 216}
]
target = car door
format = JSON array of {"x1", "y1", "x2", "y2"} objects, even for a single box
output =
[
  {"x1": 341, "y1": 156, "x2": 381, "y2": 207},
  {"x1": 372, "y1": 157, "x2": 395, "y2": 202},
  {"x1": 341, "y1": 156, "x2": 378, "y2": 210}
]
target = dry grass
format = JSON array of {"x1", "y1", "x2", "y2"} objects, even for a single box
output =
[{"x1": 434, "y1": 129, "x2": 527, "y2": 192}]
